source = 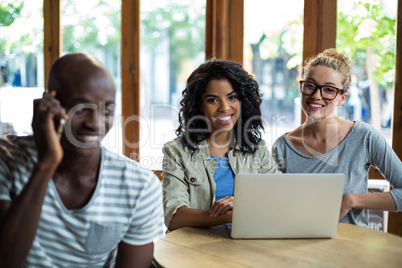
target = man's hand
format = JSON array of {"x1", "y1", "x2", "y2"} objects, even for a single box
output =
[
  {"x1": 32, "y1": 91, "x2": 67, "y2": 170},
  {"x1": 209, "y1": 196, "x2": 234, "y2": 218}
]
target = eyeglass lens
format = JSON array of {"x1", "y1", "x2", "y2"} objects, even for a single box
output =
[{"x1": 301, "y1": 82, "x2": 338, "y2": 100}]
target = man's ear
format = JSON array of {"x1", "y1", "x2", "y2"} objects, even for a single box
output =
[{"x1": 337, "y1": 93, "x2": 348, "y2": 106}]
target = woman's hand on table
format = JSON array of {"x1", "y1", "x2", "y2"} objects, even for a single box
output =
[{"x1": 209, "y1": 196, "x2": 234, "y2": 218}]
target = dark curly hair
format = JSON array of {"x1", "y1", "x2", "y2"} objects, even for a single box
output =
[{"x1": 176, "y1": 58, "x2": 264, "y2": 154}]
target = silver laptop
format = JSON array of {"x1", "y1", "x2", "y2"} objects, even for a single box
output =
[{"x1": 230, "y1": 173, "x2": 345, "y2": 239}]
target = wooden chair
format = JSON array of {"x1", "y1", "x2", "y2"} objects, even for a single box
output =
[{"x1": 153, "y1": 170, "x2": 163, "y2": 182}]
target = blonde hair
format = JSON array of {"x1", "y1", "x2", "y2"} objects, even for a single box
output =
[{"x1": 303, "y1": 48, "x2": 352, "y2": 92}]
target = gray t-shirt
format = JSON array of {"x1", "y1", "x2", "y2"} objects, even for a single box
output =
[
  {"x1": 272, "y1": 121, "x2": 402, "y2": 227},
  {"x1": 0, "y1": 135, "x2": 165, "y2": 267}
]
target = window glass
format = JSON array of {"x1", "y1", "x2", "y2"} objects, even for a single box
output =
[
  {"x1": 61, "y1": 0, "x2": 122, "y2": 153},
  {"x1": 0, "y1": 0, "x2": 44, "y2": 137},
  {"x1": 243, "y1": 0, "x2": 304, "y2": 148},
  {"x1": 140, "y1": 0, "x2": 206, "y2": 170},
  {"x1": 337, "y1": 0, "x2": 396, "y2": 144}
]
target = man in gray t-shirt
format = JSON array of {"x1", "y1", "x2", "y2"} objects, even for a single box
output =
[{"x1": 0, "y1": 53, "x2": 164, "y2": 267}]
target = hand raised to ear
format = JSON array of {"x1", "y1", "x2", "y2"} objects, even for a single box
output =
[{"x1": 32, "y1": 91, "x2": 67, "y2": 170}]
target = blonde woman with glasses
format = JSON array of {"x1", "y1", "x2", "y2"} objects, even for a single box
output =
[{"x1": 272, "y1": 48, "x2": 402, "y2": 228}]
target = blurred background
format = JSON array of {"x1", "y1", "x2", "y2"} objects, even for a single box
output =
[{"x1": 0, "y1": 0, "x2": 397, "y2": 170}]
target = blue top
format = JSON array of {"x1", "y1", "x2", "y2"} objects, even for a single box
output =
[{"x1": 210, "y1": 155, "x2": 235, "y2": 200}]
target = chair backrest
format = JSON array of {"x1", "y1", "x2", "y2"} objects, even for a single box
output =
[{"x1": 153, "y1": 170, "x2": 163, "y2": 182}]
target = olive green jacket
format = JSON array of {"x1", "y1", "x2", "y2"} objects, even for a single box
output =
[{"x1": 162, "y1": 138, "x2": 280, "y2": 227}]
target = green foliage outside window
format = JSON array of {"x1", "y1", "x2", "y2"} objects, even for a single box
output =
[{"x1": 0, "y1": 1, "x2": 23, "y2": 27}]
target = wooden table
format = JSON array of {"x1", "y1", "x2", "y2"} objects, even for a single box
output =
[{"x1": 154, "y1": 223, "x2": 402, "y2": 267}]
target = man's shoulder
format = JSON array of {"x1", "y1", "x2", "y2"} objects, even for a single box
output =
[
  {"x1": 0, "y1": 136, "x2": 36, "y2": 195},
  {"x1": 0, "y1": 135, "x2": 35, "y2": 147},
  {"x1": 102, "y1": 147, "x2": 134, "y2": 163},
  {"x1": 102, "y1": 148, "x2": 142, "y2": 171},
  {"x1": 0, "y1": 135, "x2": 36, "y2": 160},
  {"x1": 101, "y1": 148, "x2": 158, "y2": 183}
]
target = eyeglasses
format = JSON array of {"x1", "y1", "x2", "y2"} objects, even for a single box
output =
[{"x1": 299, "y1": 80, "x2": 344, "y2": 100}]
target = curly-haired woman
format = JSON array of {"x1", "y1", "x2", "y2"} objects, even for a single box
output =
[
  {"x1": 272, "y1": 48, "x2": 402, "y2": 227},
  {"x1": 162, "y1": 59, "x2": 280, "y2": 230}
]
